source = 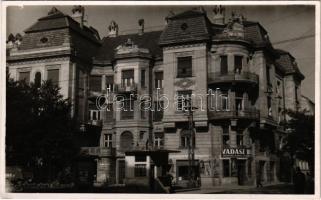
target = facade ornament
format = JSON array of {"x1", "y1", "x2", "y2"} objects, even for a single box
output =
[
  {"x1": 108, "y1": 21, "x2": 119, "y2": 37},
  {"x1": 48, "y1": 7, "x2": 59, "y2": 15},
  {"x1": 174, "y1": 78, "x2": 195, "y2": 89}
]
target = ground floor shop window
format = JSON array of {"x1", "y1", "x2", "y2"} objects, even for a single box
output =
[{"x1": 135, "y1": 164, "x2": 147, "y2": 177}]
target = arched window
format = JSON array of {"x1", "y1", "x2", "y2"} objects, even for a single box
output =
[
  {"x1": 120, "y1": 131, "x2": 134, "y2": 152},
  {"x1": 34, "y1": 72, "x2": 41, "y2": 88}
]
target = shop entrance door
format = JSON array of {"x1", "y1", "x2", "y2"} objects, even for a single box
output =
[{"x1": 237, "y1": 160, "x2": 246, "y2": 185}]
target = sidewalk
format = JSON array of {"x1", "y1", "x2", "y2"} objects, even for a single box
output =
[{"x1": 175, "y1": 183, "x2": 293, "y2": 194}]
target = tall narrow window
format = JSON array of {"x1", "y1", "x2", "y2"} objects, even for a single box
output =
[
  {"x1": 154, "y1": 101, "x2": 164, "y2": 122},
  {"x1": 235, "y1": 92, "x2": 243, "y2": 111},
  {"x1": 177, "y1": 90, "x2": 192, "y2": 111},
  {"x1": 220, "y1": 55, "x2": 228, "y2": 75},
  {"x1": 106, "y1": 76, "x2": 114, "y2": 92},
  {"x1": 267, "y1": 96, "x2": 272, "y2": 117},
  {"x1": 154, "y1": 134, "x2": 164, "y2": 148},
  {"x1": 221, "y1": 90, "x2": 229, "y2": 111},
  {"x1": 177, "y1": 56, "x2": 192, "y2": 78},
  {"x1": 234, "y1": 55, "x2": 243, "y2": 74},
  {"x1": 121, "y1": 99, "x2": 134, "y2": 120},
  {"x1": 34, "y1": 72, "x2": 41, "y2": 88},
  {"x1": 295, "y1": 86, "x2": 298, "y2": 103},
  {"x1": 47, "y1": 69, "x2": 59, "y2": 86},
  {"x1": 104, "y1": 134, "x2": 112, "y2": 148},
  {"x1": 222, "y1": 125, "x2": 230, "y2": 146},
  {"x1": 266, "y1": 65, "x2": 271, "y2": 86},
  {"x1": 141, "y1": 69, "x2": 146, "y2": 88},
  {"x1": 236, "y1": 130, "x2": 243, "y2": 146},
  {"x1": 121, "y1": 69, "x2": 134, "y2": 87},
  {"x1": 89, "y1": 75, "x2": 102, "y2": 92},
  {"x1": 19, "y1": 71, "x2": 30, "y2": 83},
  {"x1": 180, "y1": 129, "x2": 195, "y2": 148},
  {"x1": 155, "y1": 72, "x2": 163, "y2": 89}
]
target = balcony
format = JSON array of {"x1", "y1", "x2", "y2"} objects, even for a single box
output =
[
  {"x1": 87, "y1": 119, "x2": 103, "y2": 127},
  {"x1": 208, "y1": 108, "x2": 259, "y2": 120},
  {"x1": 208, "y1": 72, "x2": 259, "y2": 86},
  {"x1": 115, "y1": 83, "x2": 137, "y2": 94},
  {"x1": 80, "y1": 147, "x2": 116, "y2": 157}
]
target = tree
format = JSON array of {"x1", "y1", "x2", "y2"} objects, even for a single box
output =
[
  {"x1": 282, "y1": 109, "x2": 315, "y2": 176},
  {"x1": 6, "y1": 76, "x2": 79, "y2": 183}
]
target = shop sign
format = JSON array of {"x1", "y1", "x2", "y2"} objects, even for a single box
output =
[{"x1": 222, "y1": 147, "x2": 250, "y2": 157}]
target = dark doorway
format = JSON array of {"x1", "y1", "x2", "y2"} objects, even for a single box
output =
[
  {"x1": 237, "y1": 160, "x2": 246, "y2": 185},
  {"x1": 118, "y1": 160, "x2": 125, "y2": 184}
]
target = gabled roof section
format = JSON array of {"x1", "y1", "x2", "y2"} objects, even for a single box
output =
[
  {"x1": 275, "y1": 49, "x2": 305, "y2": 80},
  {"x1": 94, "y1": 31, "x2": 162, "y2": 64},
  {"x1": 159, "y1": 9, "x2": 212, "y2": 46}
]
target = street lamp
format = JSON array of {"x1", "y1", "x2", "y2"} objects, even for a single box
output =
[{"x1": 183, "y1": 98, "x2": 198, "y2": 188}]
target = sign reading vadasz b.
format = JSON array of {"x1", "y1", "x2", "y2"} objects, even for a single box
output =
[{"x1": 222, "y1": 148, "x2": 250, "y2": 157}]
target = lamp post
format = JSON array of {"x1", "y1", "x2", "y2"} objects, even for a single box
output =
[{"x1": 184, "y1": 98, "x2": 197, "y2": 188}]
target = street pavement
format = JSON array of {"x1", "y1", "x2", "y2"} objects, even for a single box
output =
[{"x1": 175, "y1": 183, "x2": 296, "y2": 194}]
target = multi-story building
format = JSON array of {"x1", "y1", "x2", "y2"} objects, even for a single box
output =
[{"x1": 7, "y1": 6, "x2": 308, "y2": 188}]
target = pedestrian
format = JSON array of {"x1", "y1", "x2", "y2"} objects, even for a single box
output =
[
  {"x1": 293, "y1": 167, "x2": 306, "y2": 194},
  {"x1": 305, "y1": 172, "x2": 314, "y2": 194},
  {"x1": 256, "y1": 174, "x2": 263, "y2": 188}
]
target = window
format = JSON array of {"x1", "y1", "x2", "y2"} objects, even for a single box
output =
[
  {"x1": 135, "y1": 164, "x2": 147, "y2": 177},
  {"x1": 177, "y1": 90, "x2": 192, "y2": 111},
  {"x1": 177, "y1": 56, "x2": 192, "y2": 78},
  {"x1": 154, "y1": 134, "x2": 164, "y2": 148},
  {"x1": 235, "y1": 92, "x2": 243, "y2": 111},
  {"x1": 180, "y1": 129, "x2": 195, "y2": 148},
  {"x1": 267, "y1": 96, "x2": 272, "y2": 117},
  {"x1": 140, "y1": 100, "x2": 147, "y2": 119},
  {"x1": 89, "y1": 75, "x2": 102, "y2": 92},
  {"x1": 19, "y1": 71, "x2": 30, "y2": 83},
  {"x1": 295, "y1": 86, "x2": 298, "y2": 103},
  {"x1": 141, "y1": 69, "x2": 146, "y2": 88},
  {"x1": 266, "y1": 65, "x2": 271, "y2": 86},
  {"x1": 139, "y1": 131, "x2": 145, "y2": 140},
  {"x1": 121, "y1": 99, "x2": 134, "y2": 120},
  {"x1": 135, "y1": 155, "x2": 147, "y2": 162},
  {"x1": 90, "y1": 110, "x2": 101, "y2": 120},
  {"x1": 155, "y1": 72, "x2": 163, "y2": 89},
  {"x1": 220, "y1": 55, "x2": 228, "y2": 75},
  {"x1": 153, "y1": 101, "x2": 164, "y2": 122},
  {"x1": 104, "y1": 134, "x2": 112, "y2": 148},
  {"x1": 121, "y1": 69, "x2": 134, "y2": 87},
  {"x1": 276, "y1": 81, "x2": 281, "y2": 96},
  {"x1": 34, "y1": 72, "x2": 41, "y2": 88},
  {"x1": 248, "y1": 160, "x2": 252, "y2": 177},
  {"x1": 222, "y1": 125, "x2": 230, "y2": 146},
  {"x1": 234, "y1": 55, "x2": 243, "y2": 74},
  {"x1": 105, "y1": 103, "x2": 113, "y2": 121},
  {"x1": 221, "y1": 90, "x2": 229, "y2": 111},
  {"x1": 236, "y1": 130, "x2": 243, "y2": 146},
  {"x1": 106, "y1": 76, "x2": 114, "y2": 92},
  {"x1": 47, "y1": 69, "x2": 59, "y2": 86},
  {"x1": 223, "y1": 159, "x2": 230, "y2": 177}
]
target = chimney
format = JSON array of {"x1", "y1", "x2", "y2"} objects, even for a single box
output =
[
  {"x1": 138, "y1": 19, "x2": 144, "y2": 35},
  {"x1": 6, "y1": 33, "x2": 15, "y2": 49},
  {"x1": 72, "y1": 5, "x2": 85, "y2": 28},
  {"x1": 107, "y1": 21, "x2": 119, "y2": 37},
  {"x1": 213, "y1": 5, "x2": 225, "y2": 25}
]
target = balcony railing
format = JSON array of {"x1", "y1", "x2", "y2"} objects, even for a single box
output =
[
  {"x1": 87, "y1": 119, "x2": 103, "y2": 127},
  {"x1": 208, "y1": 72, "x2": 259, "y2": 85},
  {"x1": 80, "y1": 147, "x2": 116, "y2": 157},
  {"x1": 115, "y1": 83, "x2": 137, "y2": 93},
  {"x1": 208, "y1": 108, "x2": 259, "y2": 120}
]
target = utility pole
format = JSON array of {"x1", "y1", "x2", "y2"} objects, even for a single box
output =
[{"x1": 184, "y1": 98, "x2": 196, "y2": 188}]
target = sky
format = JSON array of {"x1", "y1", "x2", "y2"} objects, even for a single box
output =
[{"x1": 6, "y1": 5, "x2": 316, "y2": 101}]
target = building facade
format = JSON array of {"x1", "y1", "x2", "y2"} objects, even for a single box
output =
[{"x1": 7, "y1": 6, "x2": 308, "y2": 188}]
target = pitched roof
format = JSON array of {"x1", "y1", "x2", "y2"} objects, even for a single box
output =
[
  {"x1": 159, "y1": 10, "x2": 211, "y2": 46},
  {"x1": 94, "y1": 31, "x2": 162, "y2": 64},
  {"x1": 275, "y1": 49, "x2": 304, "y2": 79},
  {"x1": 24, "y1": 8, "x2": 100, "y2": 44}
]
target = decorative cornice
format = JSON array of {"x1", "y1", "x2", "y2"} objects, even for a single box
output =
[
  {"x1": 163, "y1": 42, "x2": 206, "y2": 51},
  {"x1": 7, "y1": 56, "x2": 70, "y2": 66}
]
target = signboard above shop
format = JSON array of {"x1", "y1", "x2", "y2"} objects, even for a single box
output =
[{"x1": 222, "y1": 147, "x2": 251, "y2": 157}]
